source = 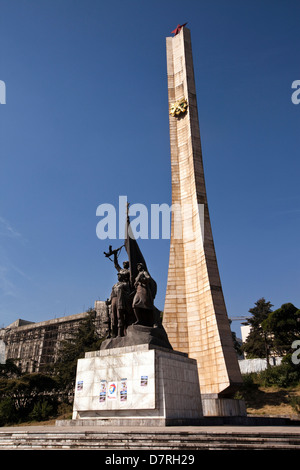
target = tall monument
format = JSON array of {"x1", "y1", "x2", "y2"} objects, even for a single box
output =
[
  {"x1": 68, "y1": 25, "x2": 245, "y2": 426},
  {"x1": 163, "y1": 25, "x2": 244, "y2": 415}
]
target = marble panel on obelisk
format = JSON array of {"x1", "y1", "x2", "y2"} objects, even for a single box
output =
[{"x1": 163, "y1": 25, "x2": 243, "y2": 404}]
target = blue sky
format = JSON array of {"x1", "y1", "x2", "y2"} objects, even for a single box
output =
[{"x1": 0, "y1": 0, "x2": 299, "y2": 339}]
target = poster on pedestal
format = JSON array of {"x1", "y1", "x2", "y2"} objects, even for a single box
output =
[
  {"x1": 99, "y1": 380, "x2": 106, "y2": 403},
  {"x1": 108, "y1": 381, "x2": 117, "y2": 399},
  {"x1": 120, "y1": 378, "x2": 127, "y2": 402}
]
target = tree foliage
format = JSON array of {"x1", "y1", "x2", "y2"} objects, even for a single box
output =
[
  {"x1": 242, "y1": 298, "x2": 273, "y2": 363},
  {"x1": 242, "y1": 298, "x2": 300, "y2": 365},
  {"x1": 262, "y1": 303, "x2": 300, "y2": 356},
  {"x1": 0, "y1": 373, "x2": 59, "y2": 425},
  {"x1": 0, "y1": 359, "x2": 21, "y2": 378}
]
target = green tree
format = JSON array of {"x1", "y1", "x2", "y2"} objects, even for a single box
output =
[
  {"x1": 0, "y1": 359, "x2": 21, "y2": 378},
  {"x1": 0, "y1": 373, "x2": 59, "y2": 423},
  {"x1": 262, "y1": 303, "x2": 300, "y2": 357},
  {"x1": 53, "y1": 309, "x2": 104, "y2": 395},
  {"x1": 28, "y1": 399, "x2": 56, "y2": 422},
  {"x1": 242, "y1": 298, "x2": 273, "y2": 365},
  {"x1": 0, "y1": 398, "x2": 18, "y2": 426}
]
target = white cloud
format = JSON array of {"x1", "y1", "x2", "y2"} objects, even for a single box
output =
[
  {"x1": 0, "y1": 216, "x2": 21, "y2": 239},
  {"x1": 0, "y1": 217, "x2": 28, "y2": 297},
  {"x1": 0, "y1": 266, "x2": 16, "y2": 297}
]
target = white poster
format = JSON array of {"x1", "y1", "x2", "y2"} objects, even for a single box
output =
[
  {"x1": 140, "y1": 375, "x2": 148, "y2": 386},
  {"x1": 107, "y1": 381, "x2": 117, "y2": 399},
  {"x1": 120, "y1": 378, "x2": 127, "y2": 402},
  {"x1": 77, "y1": 380, "x2": 83, "y2": 391},
  {"x1": 99, "y1": 380, "x2": 106, "y2": 403}
]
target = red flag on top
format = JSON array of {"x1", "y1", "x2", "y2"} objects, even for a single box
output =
[{"x1": 171, "y1": 23, "x2": 187, "y2": 36}]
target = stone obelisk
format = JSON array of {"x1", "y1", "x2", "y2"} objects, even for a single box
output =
[{"x1": 163, "y1": 25, "x2": 244, "y2": 416}]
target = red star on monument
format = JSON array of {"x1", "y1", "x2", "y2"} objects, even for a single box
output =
[{"x1": 171, "y1": 23, "x2": 187, "y2": 36}]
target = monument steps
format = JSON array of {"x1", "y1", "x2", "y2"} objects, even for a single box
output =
[{"x1": 1, "y1": 427, "x2": 300, "y2": 450}]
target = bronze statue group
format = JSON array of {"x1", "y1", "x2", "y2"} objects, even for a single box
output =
[{"x1": 106, "y1": 251, "x2": 157, "y2": 338}]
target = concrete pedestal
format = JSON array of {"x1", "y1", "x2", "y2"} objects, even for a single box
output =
[
  {"x1": 72, "y1": 344, "x2": 203, "y2": 426},
  {"x1": 201, "y1": 394, "x2": 246, "y2": 417}
]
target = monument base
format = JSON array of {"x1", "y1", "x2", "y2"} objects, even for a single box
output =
[
  {"x1": 100, "y1": 323, "x2": 173, "y2": 351},
  {"x1": 201, "y1": 394, "x2": 247, "y2": 417},
  {"x1": 72, "y1": 343, "x2": 203, "y2": 425}
]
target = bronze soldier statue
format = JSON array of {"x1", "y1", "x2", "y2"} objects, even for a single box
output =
[
  {"x1": 132, "y1": 263, "x2": 156, "y2": 327},
  {"x1": 107, "y1": 271, "x2": 133, "y2": 337}
]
